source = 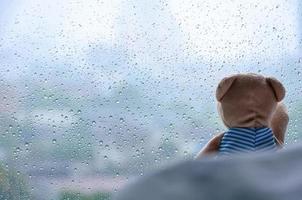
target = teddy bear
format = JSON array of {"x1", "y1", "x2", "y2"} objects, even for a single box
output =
[{"x1": 196, "y1": 73, "x2": 289, "y2": 158}]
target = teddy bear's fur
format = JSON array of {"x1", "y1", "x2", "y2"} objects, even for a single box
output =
[{"x1": 196, "y1": 74, "x2": 289, "y2": 158}]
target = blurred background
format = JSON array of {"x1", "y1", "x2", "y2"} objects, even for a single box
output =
[{"x1": 0, "y1": 0, "x2": 301, "y2": 199}]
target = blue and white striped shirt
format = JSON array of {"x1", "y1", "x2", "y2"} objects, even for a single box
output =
[{"x1": 219, "y1": 127, "x2": 277, "y2": 155}]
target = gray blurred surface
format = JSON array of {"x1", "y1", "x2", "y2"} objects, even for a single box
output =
[{"x1": 115, "y1": 144, "x2": 302, "y2": 200}]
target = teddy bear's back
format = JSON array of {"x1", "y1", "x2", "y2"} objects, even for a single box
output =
[{"x1": 219, "y1": 127, "x2": 277, "y2": 155}]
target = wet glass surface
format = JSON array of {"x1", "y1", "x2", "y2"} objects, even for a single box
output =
[{"x1": 0, "y1": 0, "x2": 301, "y2": 199}]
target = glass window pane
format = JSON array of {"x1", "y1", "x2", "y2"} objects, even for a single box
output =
[{"x1": 0, "y1": 0, "x2": 301, "y2": 199}]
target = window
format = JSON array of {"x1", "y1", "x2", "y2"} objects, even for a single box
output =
[{"x1": 0, "y1": 0, "x2": 301, "y2": 199}]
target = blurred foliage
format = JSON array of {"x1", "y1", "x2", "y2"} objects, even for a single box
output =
[
  {"x1": 59, "y1": 191, "x2": 110, "y2": 200},
  {"x1": 0, "y1": 164, "x2": 31, "y2": 200}
]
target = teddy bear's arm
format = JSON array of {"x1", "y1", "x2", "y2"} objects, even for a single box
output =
[
  {"x1": 270, "y1": 103, "x2": 289, "y2": 148},
  {"x1": 195, "y1": 133, "x2": 224, "y2": 159},
  {"x1": 274, "y1": 137, "x2": 283, "y2": 147}
]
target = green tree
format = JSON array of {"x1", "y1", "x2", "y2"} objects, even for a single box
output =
[
  {"x1": 60, "y1": 191, "x2": 110, "y2": 200},
  {"x1": 0, "y1": 164, "x2": 31, "y2": 200}
]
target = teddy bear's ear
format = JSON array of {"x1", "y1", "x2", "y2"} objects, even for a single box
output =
[
  {"x1": 266, "y1": 77, "x2": 285, "y2": 102},
  {"x1": 216, "y1": 76, "x2": 237, "y2": 102}
]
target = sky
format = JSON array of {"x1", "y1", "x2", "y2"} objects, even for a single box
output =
[
  {"x1": 0, "y1": 0, "x2": 301, "y2": 102},
  {"x1": 0, "y1": 0, "x2": 300, "y2": 61}
]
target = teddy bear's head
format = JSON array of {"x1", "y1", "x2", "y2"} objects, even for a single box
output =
[{"x1": 216, "y1": 73, "x2": 285, "y2": 128}]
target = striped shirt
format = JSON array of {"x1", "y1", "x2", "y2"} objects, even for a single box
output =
[{"x1": 219, "y1": 127, "x2": 277, "y2": 156}]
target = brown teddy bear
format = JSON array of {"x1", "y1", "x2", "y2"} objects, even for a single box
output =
[{"x1": 196, "y1": 74, "x2": 289, "y2": 158}]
